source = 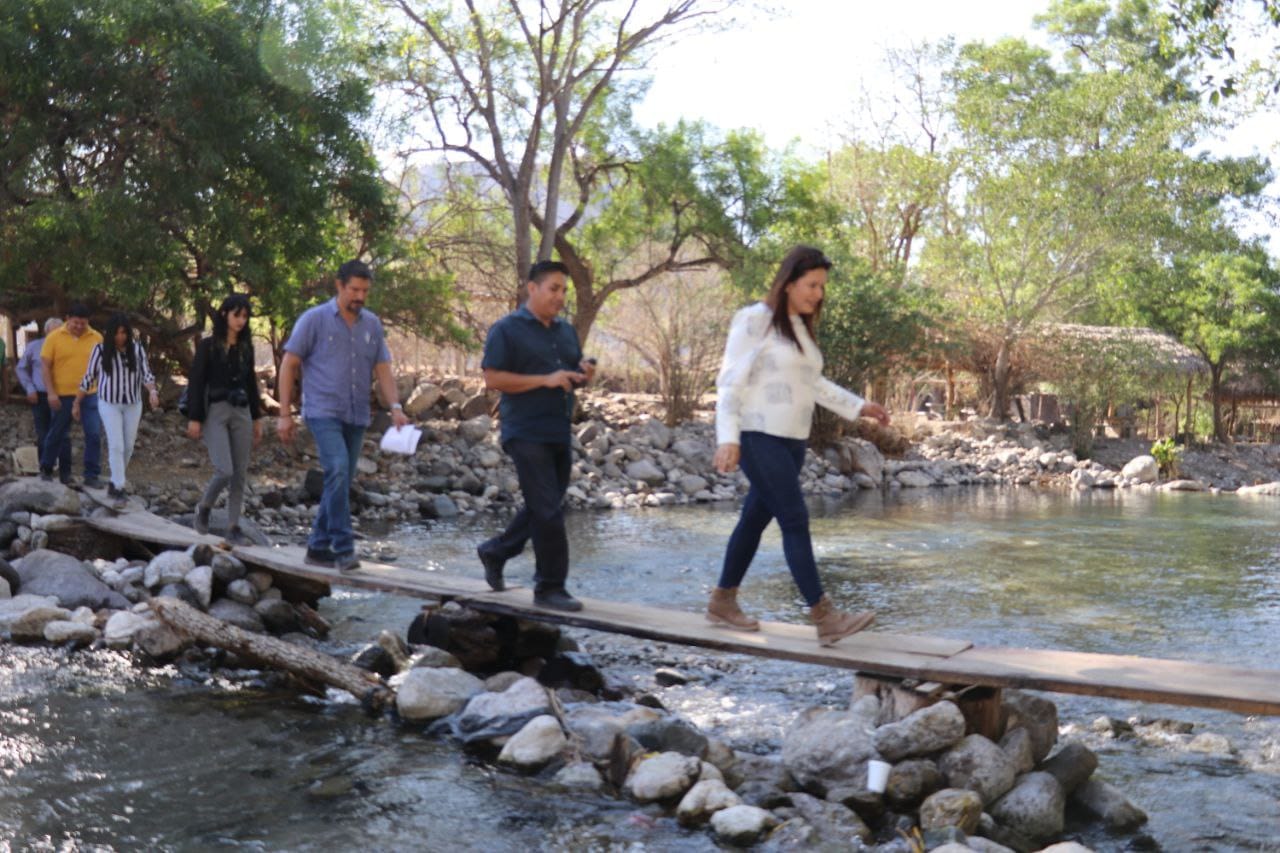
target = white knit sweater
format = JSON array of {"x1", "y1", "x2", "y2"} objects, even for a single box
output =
[{"x1": 715, "y1": 302, "x2": 865, "y2": 446}]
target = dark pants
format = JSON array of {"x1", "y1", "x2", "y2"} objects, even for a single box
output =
[
  {"x1": 33, "y1": 392, "x2": 71, "y2": 472},
  {"x1": 717, "y1": 431, "x2": 824, "y2": 606},
  {"x1": 42, "y1": 393, "x2": 101, "y2": 481},
  {"x1": 481, "y1": 438, "x2": 572, "y2": 593}
]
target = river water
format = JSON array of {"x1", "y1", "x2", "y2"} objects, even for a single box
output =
[{"x1": 2, "y1": 488, "x2": 1279, "y2": 850}]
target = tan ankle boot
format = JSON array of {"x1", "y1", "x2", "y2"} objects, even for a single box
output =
[
  {"x1": 706, "y1": 586, "x2": 760, "y2": 631},
  {"x1": 810, "y1": 595, "x2": 875, "y2": 646}
]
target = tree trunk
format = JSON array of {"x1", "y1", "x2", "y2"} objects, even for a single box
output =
[
  {"x1": 149, "y1": 597, "x2": 393, "y2": 710},
  {"x1": 1210, "y1": 363, "x2": 1228, "y2": 444},
  {"x1": 990, "y1": 341, "x2": 1012, "y2": 420},
  {"x1": 1184, "y1": 375, "x2": 1194, "y2": 439}
]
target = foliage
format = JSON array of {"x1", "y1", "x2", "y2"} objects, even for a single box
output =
[
  {"x1": 0, "y1": 0, "x2": 428, "y2": 367},
  {"x1": 1151, "y1": 436, "x2": 1183, "y2": 478},
  {"x1": 1165, "y1": 0, "x2": 1280, "y2": 98}
]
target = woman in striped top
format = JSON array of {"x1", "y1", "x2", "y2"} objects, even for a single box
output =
[
  {"x1": 708, "y1": 245, "x2": 891, "y2": 647},
  {"x1": 74, "y1": 313, "x2": 159, "y2": 504}
]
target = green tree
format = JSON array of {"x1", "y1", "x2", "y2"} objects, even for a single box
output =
[{"x1": 0, "y1": 0, "x2": 411, "y2": 366}]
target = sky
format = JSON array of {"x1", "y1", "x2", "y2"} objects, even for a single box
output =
[{"x1": 628, "y1": 0, "x2": 1279, "y2": 245}]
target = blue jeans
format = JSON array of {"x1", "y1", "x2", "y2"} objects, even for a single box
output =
[
  {"x1": 304, "y1": 417, "x2": 365, "y2": 556},
  {"x1": 42, "y1": 394, "x2": 101, "y2": 481},
  {"x1": 33, "y1": 392, "x2": 71, "y2": 473},
  {"x1": 480, "y1": 438, "x2": 572, "y2": 593},
  {"x1": 717, "y1": 431, "x2": 824, "y2": 606}
]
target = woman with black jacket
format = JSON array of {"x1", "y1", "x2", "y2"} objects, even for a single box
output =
[{"x1": 186, "y1": 294, "x2": 263, "y2": 543}]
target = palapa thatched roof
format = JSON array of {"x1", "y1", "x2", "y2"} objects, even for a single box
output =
[
  {"x1": 1034, "y1": 324, "x2": 1208, "y2": 377},
  {"x1": 1212, "y1": 367, "x2": 1280, "y2": 404}
]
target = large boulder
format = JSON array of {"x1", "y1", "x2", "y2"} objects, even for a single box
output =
[
  {"x1": 782, "y1": 697, "x2": 880, "y2": 794},
  {"x1": 1070, "y1": 778, "x2": 1147, "y2": 832},
  {"x1": 874, "y1": 700, "x2": 967, "y2": 761},
  {"x1": 0, "y1": 479, "x2": 81, "y2": 518},
  {"x1": 938, "y1": 734, "x2": 1018, "y2": 804},
  {"x1": 625, "y1": 751, "x2": 701, "y2": 803},
  {"x1": 395, "y1": 667, "x2": 485, "y2": 722},
  {"x1": 1039, "y1": 740, "x2": 1097, "y2": 795},
  {"x1": 1003, "y1": 691, "x2": 1058, "y2": 763},
  {"x1": 13, "y1": 549, "x2": 129, "y2": 610},
  {"x1": 1120, "y1": 454, "x2": 1158, "y2": 483},
  {"x1": 989, "y1": 771, "x2": 1066, "y2": 842},
  {"x1": 453, "y1": 676, "x2": 550, "y2": 741}
]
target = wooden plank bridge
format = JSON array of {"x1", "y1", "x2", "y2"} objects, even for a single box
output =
[{"x1": 83, "y1": 508, "x2": 1280, "y2": 717}]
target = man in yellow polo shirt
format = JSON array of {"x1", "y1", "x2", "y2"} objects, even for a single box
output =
[{"x1": 39, "y1": 304, "x2": 104, "y2": 487}]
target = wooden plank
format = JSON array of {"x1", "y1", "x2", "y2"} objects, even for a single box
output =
[{"x1": 85, "y1": 509, "x2": 226, "y2": 550}]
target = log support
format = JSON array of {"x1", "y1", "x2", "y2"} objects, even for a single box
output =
[{"x1": 854, "y1": 673, "x2": 1006, "y2": 741}]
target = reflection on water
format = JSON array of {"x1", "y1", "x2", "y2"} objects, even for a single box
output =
[{"x1": 2, "y1": 487, "x2": 1279, "y2": 850}]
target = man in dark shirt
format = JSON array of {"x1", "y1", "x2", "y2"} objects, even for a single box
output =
[{"x1": 477, "y1": 260, "x2": 596, "y2": 612}]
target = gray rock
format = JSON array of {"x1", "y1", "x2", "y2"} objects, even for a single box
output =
[
  {"x1": 458, "y1": 415, "x2": 493, "y2": 444},
  {"x1": 919, "y1": 787, "x2": 983, "y2": 833},
  {"x1": 157, "y1": 582, "x2": 203, "y2": 611},
  {"x1": 225, "y1": 578, "x2": 258, "y2": 605},
  {"x1": 637, "y1": 418, "x2": 672, "y2": 450},
  {"x1": 1120, "y1": 454, "x2": 1158, "y2": 483},
  {"x1": 989, "y1": 771, "x2": 1065, "y2": 842},
  {"x1": 245, "y1": 570, "x2": 274, "y2": 593},
  {"x1": 210, "y1": 553, "x2": 247, "y2": 584},
  {"x1": 0, "y1": 557, "x2": 19, "y2": 592},
  {"x1": 404, "y1": 382, "x2": 443, "y2": 418},
  {"x1": 184, "y1": 565, "x2": 214, "y2": 609},
  {"x1": 1070, "y1": 777, "x2": 1147, "y2": 832},
  {"x1": 135, "y1": 621, "x2": 188, "y2": 659},
  {"x1": 671, "y1": 438, "x2": 710, "y2": 465},
  {"x1": 676, "y1": 779, "x2": 742, "y2": 826},
  {"x1": 782, "y1": 697, "x2": 880, "y2": 794},
  {"x1": 625, "y1": 751, "x2": 701, "y2": 802},
  {"x1": 939, "y1": 734, "x2": 1018, "y2": 805},
  {"x1": 1039, "y1": 739, "x2": 1097, "y2": 795},
  {"x1": 497, "y1": 715, "x2": 566, "y2": 769},
  {"x1": 407, "y1": 646, "x2": 462, "y2": 669},
  {"x1": 208, "y1": 598, "x2": 265, "y2": 632},
  {"x1": 553, "y1": 761, "x2": 605, "y2": 791},
  {"x1": 843, "y1": 438, "x2": 885, "y2": 482},
  {"x1": 626, "y1": 715, "x2": 708, "y2": 758},
  {"x1": 1003, "y1": 691, "x2": 1058, "y2": 763},
  {"x1": 709, "y1": 804, "x2": 777, "y2": 845},
  {"x1": 0, "y1": 479, "x2": 81, "y2": 518},
  {"x1": 103, "y1": 610, "x2": 159, "y2": 648},
  {"x1": 144, "y1": 551, "x2": 196, "y2": 590},
  {"x1": 254, "y1": 599, "x2": 301, "y2": 634},
  {"x1": 396, "y1": 667, "x2": 485, "y2": 721},
  {"x1": 1000, "y1": 726, "x2": 1036, "y2": 775},
  {"x1": 788, "y1": 792, "x2": 872, "y2": 845},
  {"x1": 625, "y1": 459, "x2": 666, "y2": 486},
  {"x1": 12, "y1": 549, "x2": 129, "y2": 610},
  {"x1": 454, "y1": 676, "x2": 550, "y2": 740},
  {"x1": 896, "y1": 469, "x2": 935, "y2": 488},
  {"x1": 884, "y1": 758, "x2": 943, "y2": 809},
  {"x1": 678, "y1": 475, "x2": 708, "y2": 496},
  {"x1": 874, "y1": 700, "x2": 967, "y2": 761},
  {"x1": 42, "y1": 619, "x2": 99, "y2": 646},
  {"x1": 421, "y1": 495, "x2": 459, "y2": 519}
]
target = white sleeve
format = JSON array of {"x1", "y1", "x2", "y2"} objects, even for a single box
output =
[
  {"x1": 814, "y1": 376, "x2": 865, "y2": 422},
  {"x1": 715, "y1": 308, "x2": 765, "y2": 446}
]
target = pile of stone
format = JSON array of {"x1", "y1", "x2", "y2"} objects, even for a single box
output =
[
  {"x1": 0, "y1": 478, "x2": 321, "y2": 656},
  {"x1": 357, "y1": 600, "x2": 1148, "y2": 851}
]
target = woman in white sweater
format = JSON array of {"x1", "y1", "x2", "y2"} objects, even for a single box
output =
[{"x1": 709, "y1": 245, "x2": 891, "y2": 646}]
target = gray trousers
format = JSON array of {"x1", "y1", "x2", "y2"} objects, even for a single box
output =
[{"x1": 199, "y1": 401, "x2": 253, "y2": 528}]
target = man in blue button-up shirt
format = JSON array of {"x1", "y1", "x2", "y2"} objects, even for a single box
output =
[
  {"x1": 476, "y1": 260, "x2": 596, "y2": 612},
  {"x1": 277, "y1": 260, "x2": 410, "y2": 572}
]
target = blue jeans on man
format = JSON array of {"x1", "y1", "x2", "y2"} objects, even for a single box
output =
[
  {"x1": 304, "y1": 417, "x2": 365, "y2": 558},
  {"x1": 42, "y1": 393, "x2": 101, "y2": 483},
  {"x1": 479, "y1": 438, "x2": 572, "y2": 594},
  {"x1": 717, "y1": 431, "x2": 824, "y2": 606},
  {"x1": 33, "y1": 392, "x2": 71, "y2": 473}
]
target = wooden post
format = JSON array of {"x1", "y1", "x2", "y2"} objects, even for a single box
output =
[{"x1": 854, "y1": 674, "x2": 1005, "y2": 741}]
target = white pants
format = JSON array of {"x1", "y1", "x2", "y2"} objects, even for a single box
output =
[{"x1": 99, "y1": 399, "x2": 142, "y2": 489}]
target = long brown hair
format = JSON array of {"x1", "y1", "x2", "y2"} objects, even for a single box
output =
[{"x1": 764, "y1": 245, "x2": 831, "y2": 350}]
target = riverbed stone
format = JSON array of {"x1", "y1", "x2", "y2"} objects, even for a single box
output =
[
  {"x1": 874, "y1": 699, "x2": 967, "y2": 761},
  {"x1": 455, "y1": 676, "x2": 550, "y2": 740},
  {"x1": 103, "y1": 609, "x2": 159, "y2": 648},
  {"x1": 939, "y1": 734, "x2": 1018, "y2": 805},
  {"x1": 42, "y1": 619, "x2": 98, "y2": 646},
  {"x1": 1000, "y1": 726, "x2": 1036, "y2": 774},
  {"x1": 989, "y1": 771, "x2": 1065, "y2": 842},
  {"x1": 782, "y1": 696, "x2": 880, "y2": 794},
  {"x1": 407, "y1": 646, "x2": 462, "y2": 669},
  {"x1": 563, "y1": 705, "x2": 627, "y2": 760},
  {"x1": 676, "y1": 779, "x2": 742, "y2": 826},
  {"x1": 625, "y1": 751, "x2": 702, "y2": 803},
  {"x1": 1187, "y1": 732, "x2": 1234, "y2": 754},
  {"x1": 896, "y1": 469, "x2": 935, "y2": 488},
  {"x1": 0, "y1": 479, "x2": 81, "y2": 518},
  {"x1": 788, "y1": 792, "x2": 873, "y2": 845},
  {"x1": 884, "y1": 758, "x2": 943, "y2": 809},
  {"x1": 12, "y1": 549, "x2": 128, "y2": 610},
  {"x1": 145, "y1": 551, "x2": 196, "y2": 589},
  {"x1": 1070, "y1": 777, "x2": 1147, "y2": 831},
  {"x1": 210, "y1": 553, "x2": 247, "y2": 584},
  {"x1": 134, "y1": 621, "x2": 188, "y2": 659},
  {"x1": 0, "y1": 593, "x2": 71, "y2": 639},
  {"x1": 207, "y1": 598, "x2": 265, "y2": 633},
  {"x1": 553, "y1": 761, "x2": 604, "y2": 791},
  {"x1": 626, "y1": 714, "x2": 708, "y2": 758},
  {"x1": 710, "y1": 804, "x2": 777, "y2": 845},
  {"x1": 396, "y1": 667, "x2": 485, "y2": 721},
  {"x1": 157, "y1": 582, "x2": 203, "y2": 611},
  {"x1": 1003, "y1": 691, "x2": 1058, "y2": 763},
  {"x1": 457, "y1": 415, "x2": 492, "y2": 444},
  {"x1": 919, "y1": 788, "x2": 984, "y2": 833},
  {"x1": 1121, "y1": 454, "x2": 1158, "y2": 483},
  {"x1": 625, "y1": 459, "x2": 665, "y2": 486},
  {"x1": 225, "y1": 578, "x2": 258, "y2": 605},
  {"x1": 498, "y1": 715, "x2": 567, "y2": 769},
  {"x1": 254, "y1": 599, "x2": 301, "y2": 634},
  {"x1": 1040, "y1": 740, "x2": 1097, "y2": 794},
  {"x1": 184, "y1": 565, "x2": 214, "y2": 609}
]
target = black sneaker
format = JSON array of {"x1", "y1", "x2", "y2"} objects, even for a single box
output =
[
  {"x1": 83, "y1": 476, "x2": 103, "y2": 490},
  {"x1": 39, "y1": 468, "x2": 53, "y2": 482},
  {"x1": 334, "y1": 552, "x2": 361, "y2": 573},
  {"x1": 304, "y1": 547, "x2": 336, "y2": 568},
  {"x1": 477, "y1": 546, "x2": 506, "y2": 591},
  {"x1": 533, "y1": 589, "x2": 583, "y2": 612}
]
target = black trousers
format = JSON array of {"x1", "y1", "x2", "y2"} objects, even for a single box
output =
[{"x1": 481, "y1": 438, "x2": 572, "y2": 592}]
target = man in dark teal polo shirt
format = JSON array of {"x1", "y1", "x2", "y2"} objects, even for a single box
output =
[{"x1": 477, "y1": 260, "x2": 596, "y2": 611}]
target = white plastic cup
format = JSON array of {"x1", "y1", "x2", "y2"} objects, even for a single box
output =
[{"x1": 866, "y1": 759, "x2": 891, "y2": 793}]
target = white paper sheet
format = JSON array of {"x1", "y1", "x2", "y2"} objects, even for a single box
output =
[{"x1": 379, "y1": 425, "x2": 423, "y2": 455}]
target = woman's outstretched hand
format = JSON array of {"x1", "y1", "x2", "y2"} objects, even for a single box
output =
[
  {"x1": 714, "y1": 443, "x2": 740, "y2": 473},
  {"x1": 861, "y1": 402, "x2": 891, "y2": 426}
]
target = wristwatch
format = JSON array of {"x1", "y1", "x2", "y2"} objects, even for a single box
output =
[{"x1": 390, "y1": 403, "x2": 403, "y2": 411}]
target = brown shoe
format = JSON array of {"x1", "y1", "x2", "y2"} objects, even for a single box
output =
[
  {"x1": 810, "y1": 595, "x2": 875, "y2": 646},
  {"x1": 706, "y1": 586, "x2": 760, "y2": 631}
]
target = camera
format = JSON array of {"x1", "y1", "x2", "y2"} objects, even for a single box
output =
[{"x1": 227, "y1": 388, "x2": 250, "y2": 407}]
